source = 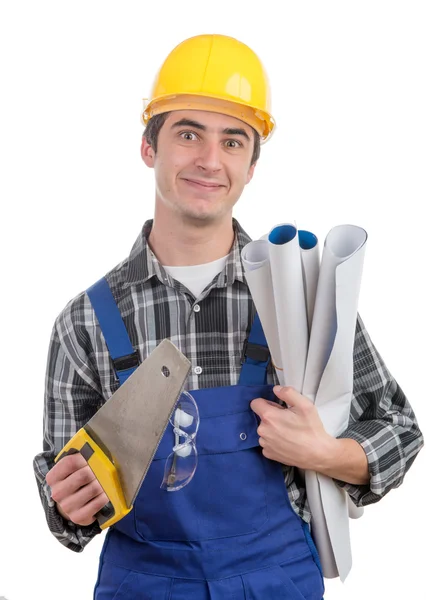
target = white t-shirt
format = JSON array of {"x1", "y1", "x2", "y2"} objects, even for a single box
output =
[{"x1": 163, "y1": 254, "x2": 229, "y2": 298}]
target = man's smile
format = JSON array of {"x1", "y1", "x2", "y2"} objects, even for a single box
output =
[{"x1": 181, "y1": 178, "x2": 226, "y2": 191}]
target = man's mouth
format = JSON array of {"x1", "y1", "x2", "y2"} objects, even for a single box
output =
[{"x1": 182, "y1": 178, "x2": 225, "y2": 190}]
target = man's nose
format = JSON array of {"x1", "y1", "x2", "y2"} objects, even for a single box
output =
[{"x1": 194, "y1": 142, "x2": 222, "y2": 172}]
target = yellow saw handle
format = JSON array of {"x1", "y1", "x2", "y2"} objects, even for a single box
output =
[{"x1": 55, "y1": 428, "x2": 131, "y2": 529}]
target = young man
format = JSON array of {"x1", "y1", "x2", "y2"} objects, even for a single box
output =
[{"x1": 34, "y1": 34, "x2": 423, "y2": 599}]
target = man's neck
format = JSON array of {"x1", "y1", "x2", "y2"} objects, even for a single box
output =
[{"x1": 148, "y1": 211, "x2": 235, "y2": 267}]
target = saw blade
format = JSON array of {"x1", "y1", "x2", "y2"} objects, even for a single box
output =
[{"x1": 85, "y1": 339, "x2": 191, "y2": 506}]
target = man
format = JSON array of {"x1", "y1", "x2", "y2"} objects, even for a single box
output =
[{"x1": 33, "y1": 34, "x2": 423, "y2": 599}]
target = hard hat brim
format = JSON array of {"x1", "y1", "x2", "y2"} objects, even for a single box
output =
[{"x1": 142, "y1": 94, "x2": 275, "y2": 143}]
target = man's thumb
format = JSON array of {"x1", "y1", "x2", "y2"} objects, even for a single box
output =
[{"x1": 273, "y1": 385, "x2": 310, "y2": 410}]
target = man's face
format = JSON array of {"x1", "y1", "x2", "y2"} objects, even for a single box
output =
[{"x1": 141, "y1": 110, "x2": 257, "y2": 225}]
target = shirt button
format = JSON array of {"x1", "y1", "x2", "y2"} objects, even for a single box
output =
[
  {"x1": 193, "y1": 304, "x2": 201, "y2": 313},
  {"x1": 194, "y1": 366, "x2": 203, "y2": 375}
]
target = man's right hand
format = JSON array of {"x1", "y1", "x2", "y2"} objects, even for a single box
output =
[{"x1": 45, "y1": 453, "x2": 109, "y2": 526}]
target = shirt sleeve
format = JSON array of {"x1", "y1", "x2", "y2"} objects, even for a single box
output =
[
  {"x1": 33, "y1": 305, "x2": 104, "y2": 552},
  {"x1": 335, "y1": 315, "x2": 424, "y2": 505}
]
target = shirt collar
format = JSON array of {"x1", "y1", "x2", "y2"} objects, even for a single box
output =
[{"x1": 123, "y1": 218, "x2": 252, "y2": 289}]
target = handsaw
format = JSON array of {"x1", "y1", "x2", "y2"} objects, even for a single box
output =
[{"x1": 55, "y1": 339, "x2": 191, "y2": 529}]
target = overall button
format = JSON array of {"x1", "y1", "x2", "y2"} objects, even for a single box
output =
[
  {"x1": 194, "y1": 366, "x2": 203, "y2": 375},
  {"x1": 193, "y1": 304, "x2": 201, "y2": 312}
]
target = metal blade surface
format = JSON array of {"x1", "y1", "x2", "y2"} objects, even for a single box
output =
[{"x1": 86, "y1": 339, "x2": 191, "y2": 506}]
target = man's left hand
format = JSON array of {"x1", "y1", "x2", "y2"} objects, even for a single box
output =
[{"x1": 250, "y1": 385, "x2": 335, "y2": 471}]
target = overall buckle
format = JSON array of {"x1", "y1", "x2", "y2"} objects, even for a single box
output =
[{"x1": 241, "y1": 339, "x2": 270, "y2": 364}]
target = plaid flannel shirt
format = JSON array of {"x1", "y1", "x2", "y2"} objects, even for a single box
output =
[{"x1": 33, "y1": 219, "x2": 424, "y2": 552}]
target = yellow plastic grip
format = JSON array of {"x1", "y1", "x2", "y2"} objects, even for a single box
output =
[{"x1": 55, "y1": 428, "x2": 132, "y2": 529}]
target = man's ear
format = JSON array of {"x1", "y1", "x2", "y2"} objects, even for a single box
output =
[
  {"x1": 141, "y1": 136, "x2": 155, "y2": 168},
  {"x1": 246, "y1": 162, "x2": 257, "y2": 185}
]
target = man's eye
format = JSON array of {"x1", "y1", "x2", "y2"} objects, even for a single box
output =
[
  {"x1": 225, "y1": 140, "x2": 242, "y2": 148},
  {"x1": 180, "y1": 132, "x2": 197, "y2": 141}
]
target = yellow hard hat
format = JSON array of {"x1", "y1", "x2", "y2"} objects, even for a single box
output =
[{"x1": 142, "y1": 34, "x2": 275, "y2": 143}]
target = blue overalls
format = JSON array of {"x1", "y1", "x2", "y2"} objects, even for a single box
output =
[{"x1": 88, "y1": 278, "x2": 325, "y2": 600}]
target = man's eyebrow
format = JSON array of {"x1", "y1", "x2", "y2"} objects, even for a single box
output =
[
  {"x1": 171, "y1": 118, "x2": 206, "y2": 131},
  {"x1": 171, "y1": 119, "x2": 251, "y2": 141},
  {"x1": 222, "y1": 127, "x2": 251, "y2": 141}
]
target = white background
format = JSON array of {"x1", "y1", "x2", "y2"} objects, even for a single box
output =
[{"x1": 1, "y1": 1, "x2": 425, "y2": 599}]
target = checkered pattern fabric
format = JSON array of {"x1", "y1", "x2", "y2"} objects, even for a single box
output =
[{"x1": 33, "y1": 219, "x2": 423, "y2": 551}]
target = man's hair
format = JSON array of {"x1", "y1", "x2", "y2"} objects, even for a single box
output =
[{"x1": 143, "y1": 112, "x2": 261, "y2": 165}]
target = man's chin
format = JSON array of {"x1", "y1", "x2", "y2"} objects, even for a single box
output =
[{"x1": 179, "y1": 207, "x2": 224, "y2": 226}]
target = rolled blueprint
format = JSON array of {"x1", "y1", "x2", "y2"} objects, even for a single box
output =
[
  {"x1": 298, "y1": 230, "x2": 320, "y2": 333},
  {"x1": 268, "y1": 224, "x2": 309, "y2": 392},
  {"x1": 241, "y1": 239, "x2": 284, "y2": 383},
  {"x1": 242, "y1": 228, "x2": 320, "y2": 388},
  {"x1": 303, "y1": 224, "x2": 367, "y2": 581},
  {"x1": 242, "y1": 223, "x2": 367, "y2": 581}
]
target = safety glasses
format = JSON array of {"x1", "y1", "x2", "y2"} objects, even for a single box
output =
[{"x1": 161, "y1": 391, "x2": 199, "y2": 492}]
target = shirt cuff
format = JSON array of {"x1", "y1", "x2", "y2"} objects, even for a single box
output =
[
  {"x1": 334, "y1": 419, "x2": 407, "y2": 506},
  {"x1": 40, "y1": 478, "x2": 102, "y2": 552}
]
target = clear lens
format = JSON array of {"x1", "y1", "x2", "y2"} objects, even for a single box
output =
[
  {"x1": 161, "y1": 444, "x2": 198, "y2": 491},
  {"x1": 169, "y1": 391, "x2": 199, "y2": 436},
  {"x1": 160, "y1": 391, "x2": 199, "y2": 492}
]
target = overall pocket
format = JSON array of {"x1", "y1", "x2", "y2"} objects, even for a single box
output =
[
  {"x1": 95, "y1": 564, "x2": 173, "y2": 600},
  {"x1": 134, "y1": 409, "x2": 269, "y2": 541}
]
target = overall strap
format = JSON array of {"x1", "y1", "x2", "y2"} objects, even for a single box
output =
[
  {"x1": 86, "y1": 277, "x2": 140, "y2": 385},
  {"x1": 239, "y1": 313, "x2": 270, "y2": 386}
]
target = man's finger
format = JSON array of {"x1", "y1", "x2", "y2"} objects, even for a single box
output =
[
  {"x1": 50, "y1": 465, "x2": 96, "y2": 503},
  {"x1": 273, "y1": 386, "x2": 312, "y2": 411},
  {"x1": 264, "y1": 399, "x2": 286, "y2": 409},
  {"x1": 71, "y1": 491, "x2": 110, "y2": 526},
  {"x1": 46, "y1": 453, "x2": 88, "y2": 486},
  {"x1": 251, "y1": 397, "x2": 285, "y2": 417},
  {"x1": 250, "y1": 397, "x2": 269, "y2": 416},
  {"x1": 60, "y1": 478, "x2": 106, "y2": 516}
]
